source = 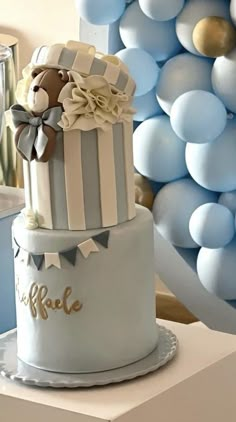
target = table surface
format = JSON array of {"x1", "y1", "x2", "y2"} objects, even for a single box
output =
[
  {"x1": 0, "y1": 187, "x2": 24, "y2": 218},
  {"x1": 1, "y1": 319, "x2": 236, "y2": 421}
]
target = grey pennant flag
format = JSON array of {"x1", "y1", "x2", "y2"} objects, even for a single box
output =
[
  {"x1": 31, "y1": 254, "x2": 44, "y2": 270},
  {"x1": 92, "y1": 231, "x2": 110, "y2": 248},
  {"x1": 61, "y1": 248, "x2": 77, "y2": 266}
]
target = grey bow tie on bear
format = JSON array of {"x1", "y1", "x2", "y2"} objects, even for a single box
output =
[{"x1": 10, "y1": 104, "x2": 62, "y2": 161}]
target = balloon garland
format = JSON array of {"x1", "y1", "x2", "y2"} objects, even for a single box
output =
[{"x1": 78, "y1": 0, "x2": 236, "y2": 302}]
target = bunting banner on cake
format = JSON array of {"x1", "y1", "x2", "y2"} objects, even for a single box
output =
[
  {"x1": 61, "y1": 248, "x2": 77, "y2": 266},
  {"x1": 14, "y1": 245, "x2": 20, "y2": 258},
  {"x1": 13, "y1": 230, "x2": 110, "y2": 271},
  {"x1": 18, "y1": 249, "x2": 30, "y2": 265},
  {"x1": 31, "y1": 254, "x2": 44, "y2": 271},
  {"x1": 92, "y1": 230, "x2": 110, "y2": 248},
  {"x1": 44, "y1": 253, "x2": 62, "y2": 269},
  {"x1": 78, "y1": 238, "x2": 99, "y2": 259}
]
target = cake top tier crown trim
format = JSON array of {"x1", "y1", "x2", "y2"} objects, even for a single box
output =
[{"x1": 30, "y1": 41, "x2": 136, "y2": 97}]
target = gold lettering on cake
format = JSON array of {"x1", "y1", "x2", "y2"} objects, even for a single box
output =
[{"x1": 15, "y1": 279, "x2": 82, "y2": 320}]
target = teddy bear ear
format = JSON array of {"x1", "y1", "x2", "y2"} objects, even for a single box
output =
[
  {"x1": 31, "y1": 67, "x2": 44, "y2": 79},
  {"x1": 58, "y1": 69, "x2": 69, "y2": 82}
]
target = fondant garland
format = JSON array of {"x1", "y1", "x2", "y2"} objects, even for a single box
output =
[{"x1": 13, "y1": 230, "x2": 110, "y2": 271}]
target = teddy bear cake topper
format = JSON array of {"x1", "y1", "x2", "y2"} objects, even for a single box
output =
[
  {"x1": 11, "y1": 68, "x2": 68, "y2": 162},
  {"x1": 10, "y1": 41, "x2": 136, "y2": 163}
]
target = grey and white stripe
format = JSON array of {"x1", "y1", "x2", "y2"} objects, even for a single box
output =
[
  {"x1": 31, "y1": 44, "x2": 136, "y2": 96},
  {"x1": 49, "y1": 131, "x2": 68, "y2": 230},
  {"x1": 81, "y1": 129, "x2": 102, "y2": 230}
]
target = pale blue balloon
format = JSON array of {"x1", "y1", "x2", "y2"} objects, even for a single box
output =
[
  {"x1": 156, "y1": 53, "x2": 213, "y2": 115},
  {"x1": 75, "y1": 0, "x2": 126, "y2": 25},
  {"x1": 138, "y1": 0, "x2": 185, "y2": 21},
  {"x1": 186, "y1": 118, "x2": 236, "y2": 192},
  {"x1": 230, "y1": 0, "x2": 236, "y2": 26},
  {"x1": 133, "y1": 115, "x2": 188, "y2": 182},
  {"x1": 219, "y1": 191, "x2": 236, "y2": 214},
  {"x1": 153, "y1": 178, "x2": 218, "y2": 248},
  {"x1": 148, "y1": 180, "x2": 164, "y2": 195},
  {"x1": 189, "y1": 203, "x2": 235, "y2": 249},
  {"x1": 176, "y1": 0, "x2": 231, "y2": 55},
  {"x1": 170, "y1": 90, "x2": 227, "y2": 143},
  {"x1": 197, "y1": 238, "x2": 236, "y2": 300},
  {"x1": 212, "y1": 49, "x2": 236, "y2": 113},
  {"x1": 119, "y1": 1, "x2": 182, "y2": 61},
  {"x1": 133, "y1": 88, "x2": 163, "y2": 122},
  {"x1": 116, "y1": 48, "x2": 160, "y2": 96}
]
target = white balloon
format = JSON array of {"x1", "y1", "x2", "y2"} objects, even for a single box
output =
[
  {"x1": 212, "y1": 48, "x2": 236, "y2": 113},
  {"x1": 230, "y1": 0, "x2": 236, "y2": 25}
]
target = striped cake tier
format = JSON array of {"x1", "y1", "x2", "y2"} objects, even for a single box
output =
[
  {"x1": 24, "y1": 123, "x2": 136, "y2": 230},
  {"x1": 21, "y1": 41, "x2": 136, "y2": 231}
]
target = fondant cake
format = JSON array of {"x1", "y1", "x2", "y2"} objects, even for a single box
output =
[{"x1": 11, "y1": 41, "x2": 159, "y2": 373}]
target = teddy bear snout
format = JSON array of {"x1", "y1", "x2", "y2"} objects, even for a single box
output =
[{"x1": 27, "y1": 85, "x2": 49, "y2": 114}]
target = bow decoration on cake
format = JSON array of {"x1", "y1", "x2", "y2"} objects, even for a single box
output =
[{"x1": 10, "y1": 104, "x2": 63, "y2": 162}]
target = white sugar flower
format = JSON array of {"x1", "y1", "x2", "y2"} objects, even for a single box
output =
[
  {"x1": 21, "y1": 208, "x2": 39, "y2": 230},
  {"x1": 58, "y1": 71, "x2": 135, "y2": 132}
]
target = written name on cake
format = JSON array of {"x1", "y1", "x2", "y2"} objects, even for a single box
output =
[{"x1": 15, "y1": 279, "x2": 82, "y2": 320}]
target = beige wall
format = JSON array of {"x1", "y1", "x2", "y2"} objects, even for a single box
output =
[{"x1": 0, "y1": 0, "x2": 79, "y2": 72}]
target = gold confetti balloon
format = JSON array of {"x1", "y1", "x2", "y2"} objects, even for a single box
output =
[
  {"x1": 192, "y1": 16, "x2": 236, "y2": 58},
  {"x1": 134, "y1": 173, "x2": 154, "y2": 211}
]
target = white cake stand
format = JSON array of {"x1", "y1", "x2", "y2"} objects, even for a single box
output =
[{"x1": 0, "y1": 324, "x2": 177, "y2": 388}]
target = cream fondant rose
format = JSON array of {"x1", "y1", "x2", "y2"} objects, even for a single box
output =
[
  {"x1": 58, "y1": 71, "x2": 135, "y2": 131},
  {"x1": 21, "y1": 208, "x2": 39, "y2": 230},
  {"x1": 15, "y1": 64, "x2": 35, "y2": 111}
]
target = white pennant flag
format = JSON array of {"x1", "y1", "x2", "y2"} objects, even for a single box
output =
[
  {"x1": 44, "y1": 252, "x2": 61, "y2": 269},
  {"x1": 19, "y1": 249, "x2": 29, "y2": 265},
  {"x1": 78, "y1": 238, "x2": 99, "y2": 259}
]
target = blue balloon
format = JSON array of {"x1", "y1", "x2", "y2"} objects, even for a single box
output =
[
  {"x1": 133, "y1": 115, "x2": 188, "y2": 182},
  {"x1": 148, "y1": 179, "x2": 164, "y2": 195},
  {"x1": 212, "y1": 49, "x2": 236, "y2": 113},
  {"x1": 133, "y1": 121, "x2": 141, "y2": 132},
  {"x1": 119, "y1": 1, "x2": 182, "y2": 61},
  {"x1": 186, "y1": 118, "x2": 236, "y2": 192},
  {"x1": 156, "y1": 53, "x2": 213, "y2": 115},
  {"x1": 133, "y1": 88, "x2": 163, "y2": 122},
  {"x1": 189, "y1": 203, "x2": 235, "y2": 249},
  {"x1": 197, "y1": 238, "x2": 236, "y2": 300},
  {"x1": 75, "y1": 0, "x2": 126, "y2": 25},
  {"x1": 115, "y1": 48, "x2": 160, "y2": 96},
  {"x1": 170, "y1": 90, "x2": 227, "y2": 143},
  {"x1": 153, "y1": 178, "x2": 218, "y2": 248},
  {"x1": 176, "y1": 0, "x2": 231, "y2": 55},
  {"x1": 231, "y1": 0, "x2": 236, "y2": 26},
  {"x1": 219, "y1": 191, "x2": 236, "y2": 215},
  {"x1": 138, "y1": 0, "x2": 185, "y2": 21}
]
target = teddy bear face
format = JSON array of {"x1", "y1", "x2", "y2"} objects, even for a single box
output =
[{"x1": 27, "y1": 68, "x2": 69, "y2": 114}]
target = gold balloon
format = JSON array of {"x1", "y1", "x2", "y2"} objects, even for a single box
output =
[
  {"x1": 192, "y1": 17, "x2": 236, "y2": 58},
  {"x1": 134, "y1": 174, "x2": 154, "y2": 210}
]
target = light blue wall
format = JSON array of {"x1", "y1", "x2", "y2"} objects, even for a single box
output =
[{"x1": 0, "y1": 213, "x2": 17, "y2": 334}]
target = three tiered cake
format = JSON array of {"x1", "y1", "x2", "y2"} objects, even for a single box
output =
[{"x1": 11, "y1": 41, "x2": 159, "y2": 373}]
